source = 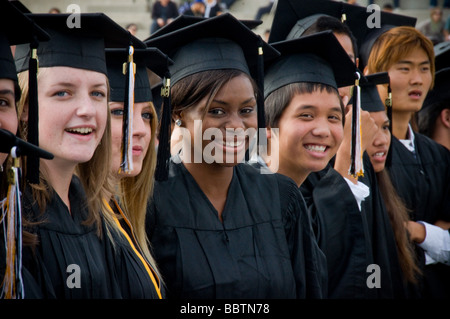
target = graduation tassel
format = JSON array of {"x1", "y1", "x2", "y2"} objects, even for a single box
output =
[
  {"x1": 340, "y1": 3, "x2": 347, "y2": 23},
  {"x1": 1, "y1": 147, "x2": 24, "y2": 299},
  {"x1": 349, "y1": 71, "x2": 364, "y2": 178},
  {"x1": 155, "y1": 58, "x2": 172, "y2": 182},
  {"x1": 385, "y1": 85, "x2": 393, "y2": 168},
  {"x1": 26, "y1": 36, "x2": 40, "y2": 184},
  {"x1": 255, "y1": 36, "x2": 266, "y2": 158},
  {"x1": 119, "y1": 45, "x2": 136, "y2": 174}
]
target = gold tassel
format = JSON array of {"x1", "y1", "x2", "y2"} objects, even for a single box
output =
[
  {"x1": 1, "y1": 148, "x2": 24, "y2": 299},
  {"x1": 349, "y1": 72, "x2": 364, "y2": 178}
]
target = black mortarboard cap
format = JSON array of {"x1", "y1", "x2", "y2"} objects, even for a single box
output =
[
  {"x1": 105, "y1": 47, "x2": 172, "y2": 174},
  {"x1": 418, "y1": 68, "x2": 450, "y2": 139},
  {"x1": 434, "y1": 41, "x2": 450, "y2": 72},
  {"x1": 145, "y1": 13, "x2": 279, "y2": 85},
  {"x1": 269, "y1": 0, "x2": 416, "y2": 70},
  {"x1": 151, "y1": 81, "x2": 163, "y2": 121},
  {"x1": 1, "y1": 1, "x2": 50, "y2": 185},
  {"x1": 360, "y1": 72, "x2": 390, "y2": 112},
  {"x1": 358, "y1": 71, "x2": 393, "y2": 167},
  {"x1": 422, "y1": 67, "x2": 450, "y2": 109},
  {"x1": 145, "y1": 15, "x2": 263, "y2": 41},
  {"x1": 145, "y1": 13, "x2": 280, "y2": 181},
  {"x1": 105, "y1": 48, "x2": 172, "y2": 103},
  {"x1": 264, "y1": 31, "x2": 356, "y2": 99},
  {"x1": 8, "y1": 0, "x2": 32, "y2": 14},
  {"x1": 0, "y1": 0, "x2": 49, "y2": 82},
  {"x1": 269, "y1": 0, "x2": 352, "y2": 42},
  {"x1": 14, "y1": 13, "x2": 146, "y2": 75}
]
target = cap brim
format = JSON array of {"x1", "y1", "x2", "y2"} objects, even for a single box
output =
[
  {"x1": 268, "y1": 0, "x2": 416, "y2": 56},
  {"x1": 360, "y1": 71, "x2": 390, "y2": 86},
  {"x1": 268, "y1": 0, "x2": 351, "y2": 43},
  {"x1": 359, "y1": 72, "x2": 390, "y2": 112},
  {"x1": 145, "y1": 15, "x2": 263, "y2": 42},
  {"x1": 0, "y1": 129, "x2": 53, "y2": 159},
  {"x1": 1, "y1": 1, "x2": 50, "y2": 44},
  {"x1": 9, "y1": 0, "x2": 32, "y2": 14}
]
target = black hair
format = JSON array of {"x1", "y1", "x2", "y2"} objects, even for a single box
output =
[
  {"x1": 264, "y1": 82, "x2": 345, "y2": 128},
  {"x1": 417, "y1": 99, "x2": 450, "y2": 137},
  {"x1": 14, "y1": 81, "x2": 22, "y2": 102},
  {"x1": 302, "y1": 15, "x2": 358, "y2": 61}
]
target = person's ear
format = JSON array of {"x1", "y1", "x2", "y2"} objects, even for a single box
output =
[
  {"x1": 172, "y1": 111, "x2": 183, "y2": 126},
  {"x1": 20, "y1": 102, "x2": 29, "y2": 122},
  {"x1": 440, "y1": 109, "x2": 450, "y2": 129},
  {"x1": 363, "y1": 65, "x2": 369, "y2": 76},
  {"x1": 265, "y1": 126, "x2": 272, "y2": 140}
]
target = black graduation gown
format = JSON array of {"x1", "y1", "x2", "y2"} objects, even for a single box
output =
[
  {"x1": 0, "y1": 220, "x2": 49, "y2": 298},
  {"x1": 300, "y1": 154, "x2": 407, "y2": 299},
  {"x1": 146, "y1": 158, "x2": 327, "y2": 299},
  {"x1": 388, "y1": 134, "x2": 450, "y2": 298},
  {"x1": 21, "y1": 176, "x2": 161, "y2": 299},
  {"x1": 109, "y1": 200, "x2": 165, "y2": 299}
]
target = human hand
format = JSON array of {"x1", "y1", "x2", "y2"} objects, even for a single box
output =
[
  {"x1": 406, "y1": 221, "x2": 426, "y2": 243},
  {"x1": 360, "y1": 110, "x2": 378, "y2": 152},
  {"x1": 435, "y1": 220, "x2": 450, "y2": 230}
]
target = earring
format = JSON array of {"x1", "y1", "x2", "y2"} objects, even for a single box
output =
[{"x1": 175, "y1": 119, "x2": 182, "y2": 127}]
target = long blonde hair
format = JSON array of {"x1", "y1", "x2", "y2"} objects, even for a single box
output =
[{"x1": 114, "y1": 101, "x2": 161, "y2": 279}]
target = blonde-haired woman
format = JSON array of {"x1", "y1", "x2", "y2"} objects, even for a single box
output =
[
  {"x1": 104, "y1": 48, "x2": 168, "y2": 298},
  {"x1": 14, "y1": 13, "x2": 158, "y2": 298}
]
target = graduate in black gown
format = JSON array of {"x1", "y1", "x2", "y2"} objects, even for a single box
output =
[
  {"x1": 260, "y1": 31, "x2": 357, "y2": 187},
  {"x1": 364, "y1": 25, "x2": 450, "y2": 298},
  {"x1": 104, "y1": 47, "x2": 173, "y2": 299},
  {"x1": 265, "y1": 0, "x2": 414, "y2": 298},
  {"x1": 417, "y1": 47, "x2": 450, "y2": 151},
  {"x1": 415, "y1": 66, "x2": 450, "y2": 261},
  {"x1": 145, "y1": 13, "x2": 327, "y2": 299},
  {"x1": 259, "y1": 33, "x2": 406, "y2": 298},
  {"x1": 359, "y1": 73, "x2": 423, "y2": 296},
  {"x1": 0, "y1": 1, "x2": 53, "y2": 299},
  {"x1": 13, "y1": 12, "x2": 164, "y2": 299}
]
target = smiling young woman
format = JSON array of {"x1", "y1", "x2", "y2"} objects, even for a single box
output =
[
  {"x1": 12, "y1": 13, "x2": 169, "y2": 299},
  {"x1": 145, "y1": 13, "x2": 327, "y2": 299},
  {"x1": 103, "y1": 48, "x2": 169, "y2": 298}
]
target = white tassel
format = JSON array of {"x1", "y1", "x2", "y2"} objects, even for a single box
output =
[
  {"x1": 349, "y1": 72, "x2": 364, "y2": 178},
  {"x1": 355, "y1": 79, "x2": 364, "y2": 177},
  {"x1": 119, "y1": 45, "x2": 135, "y2": 174}
]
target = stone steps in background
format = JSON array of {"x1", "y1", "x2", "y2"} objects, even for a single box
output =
[{"x1": 20, "y1": 0, "x2": 450, "y2": 40}]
